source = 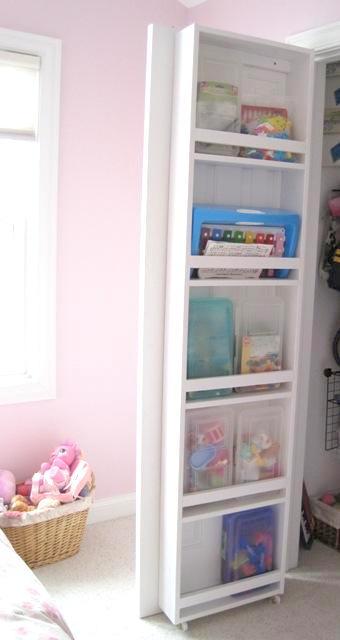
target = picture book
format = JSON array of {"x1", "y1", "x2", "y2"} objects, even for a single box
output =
[{"x1": 198, "y1": 240, "x2": 273, "y2": 280}]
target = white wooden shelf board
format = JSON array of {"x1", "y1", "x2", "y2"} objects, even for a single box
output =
[
  {"x1": 182, "y1": 476, "x2": 287, "y2": 507},
  {"x1": 182, "y1": 490, "x2": 286, "y2": 522},
  {"x1": 194, "y1": 152, "x2": 305, "y2": 171},
  {"x1": 189, "y1": 256, "x2": 300, "y2": 270},
  {"x1": 186, "y1": 369, "x2": 293, "y2": 392},
  {"x1": 185, "y1": 388, "x2": 291, "y2": 410},
  {"x1": 180, "y1": 570, "x2": 281, "y2": 608},
  {"x1": 195, "y1": 128, "x2": 306, "y2": 154},
  {"x1": 179, "y1": 585, "x2": 281, "y2": 622},
  {"x1": 189, "y1": 278, "x2": 299, "y2": 287}
]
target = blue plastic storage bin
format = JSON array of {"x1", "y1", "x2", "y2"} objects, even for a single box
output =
[
  {"x1": 187, "y1": 298, "x2": 234, "y2": 399},
  {"x1": 221, "y1": 507, "x2": 275, "y2": 583},
  {"x1": 191, "y1": 205, "x2": 300, "y2": 278}
]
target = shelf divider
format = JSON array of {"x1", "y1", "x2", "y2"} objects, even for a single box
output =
[
  {"x1": 186, "y1": 369, "x2": 293, "y2": 393},
  {"x1": 179, "y1": 585, "x2": 281, "y2": 622},
  {"x1": 185, "y1": 388, "x2": 291, "y2": 409},
  {"x1": 189, "y1": 256, "x2": 300, "y2": 270},
  {"x1": 180, "y1": 570, "x2": 281, "y2": 608},
  {"x1": 189, "y1": 277, "x2": 298, "y2": 287},
  {"x1": 182, "y1": 476, "x2": 287, "y2": 507},
  {"x1": 182, "y1": 490, "x2": 286, "y2": 522},
  {"x1": 194, "y1": 152, "x2": 305, "y2": 171},
  {"x1": 195, "y1": 128, "x2": 306, "y2": 154}
]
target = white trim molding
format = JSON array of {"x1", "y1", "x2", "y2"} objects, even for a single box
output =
[
  {"x1": 0, "y1": 28, "x2": 61, "y2": 405},
  {"x1": 179, "y1": 0, "x2": 207, "y2": 7},
  {"x1": 287, "y1": 21, "x2": 340, "y2": 60},
  {"x1": 88, "y1": 493, "x2": 136, "y2": 525}
]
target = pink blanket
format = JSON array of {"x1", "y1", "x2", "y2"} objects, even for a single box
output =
[{"x1": 0, "y1": 529, "x2": 74, "y2": 639}]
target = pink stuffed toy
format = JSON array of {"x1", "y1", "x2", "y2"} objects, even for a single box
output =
[
  {"x1": 30, "y1": 441, "x2": 81, "y2": 505},
  {"x1": 0, "y1": 470, "x2": 16, "y2": 505}
]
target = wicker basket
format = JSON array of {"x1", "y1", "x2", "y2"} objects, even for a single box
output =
[
  {"x1": 0, "y1": 495, "x2": 92, "y2": 569},
  {"x1": 314, "y1": 517, "x2": 340, "y2": 550},
  {"x1": 311, "y1": 495, "x2": 340, "y2": 551}
]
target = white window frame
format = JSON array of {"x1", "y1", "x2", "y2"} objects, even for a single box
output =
[{"x1": 0, "y1": 28, "x2": 61, "y2": 404}]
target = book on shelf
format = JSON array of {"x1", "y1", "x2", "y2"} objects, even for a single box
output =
[{"x1": 198, "y1": 240, "x2": 273, "y2": 280}]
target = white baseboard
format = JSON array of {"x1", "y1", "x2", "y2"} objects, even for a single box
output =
[{"x1": 87, "y1": 492, "x2": 136, "y2": 525}]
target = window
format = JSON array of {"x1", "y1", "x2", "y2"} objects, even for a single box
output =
[{"x1": 0, "y1": 29, "x2": 61, "y2": 404}]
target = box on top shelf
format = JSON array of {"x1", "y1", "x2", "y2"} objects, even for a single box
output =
[
  {"x1": 196, "y1": 81, "x2": 240, "y2": 156},
  {"x1": 234, "y1": 405, "x2": 284, "y2": 484},
  {"x1": 222, "y1": 507, "x2": 275, "y2": 583},
  {"x1": 191, "y1": 205, "x2": 300, "y2": 279},
  {"x1": 184, "y1": 407, "x2": 234, "y2": 493},
  {"x1": 187, "y1": 298, "x2": 234, "y2": 399}
]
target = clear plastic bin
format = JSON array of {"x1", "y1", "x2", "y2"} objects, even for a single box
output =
[
  {"x1": 184, "y1": 408, "x2": 234, "y2": 493},
  {"x1": 234, "y1": 405, "x2": 284, "y2": 484},
  {"x1": 235, "y1": 296, "x2": 284, "y2": 391},
  {"x1": 187, "y1": 298, "x2": 234, "y2": 399},
  {"x1": 222, "y1": 507, "x2": 275, "y2": 583}
]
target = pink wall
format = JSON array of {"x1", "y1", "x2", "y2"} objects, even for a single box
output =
[
  {"x1": 1, "y1": 0, "x2": 340, "y2": 500},
  {"x1": 189, "y1": 0, "x2": 340, "y2": 41},
  {"x1": 0, "y1": 0, "x2": 187, "y2": 498}
]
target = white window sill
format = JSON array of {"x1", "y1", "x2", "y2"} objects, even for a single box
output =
[{"x1": 0, "y1": 373, "x2": 56, "y2": 405}]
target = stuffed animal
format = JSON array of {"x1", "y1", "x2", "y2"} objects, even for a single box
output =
[
  {"x1": 0, "y1": 470, "x2": 16, "y2": 505},
  {"x1": 37, "y1": 497, "x2": 60, "y2": 510},
  {"x1": 30, "y1": 440, "x2": 82, "y2": 505},
  {"x1": 9, "y1": 495, "x2": 35, "y2": 512},
  {"x1": 321, "y1": 492, "x2": 336, "y2": 506}
]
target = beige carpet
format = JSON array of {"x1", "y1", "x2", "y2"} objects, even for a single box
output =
[{"x1": 35, "y1": 516, "x2": 340, "y2": 640}]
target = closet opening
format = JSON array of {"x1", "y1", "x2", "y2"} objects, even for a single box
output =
[{"x1": 297, "y1": 56, "x2": 340, "y2": 572}]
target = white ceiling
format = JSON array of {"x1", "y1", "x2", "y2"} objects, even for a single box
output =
[{"x1": 178, "y1": 0, "x2": 208, "y2": 7}]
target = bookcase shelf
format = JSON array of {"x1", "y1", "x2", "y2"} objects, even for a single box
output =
[
  {"x1": 180, "y1": 569, "x2": 281, "y2": 608},
  {"x1": 179, "y1": 584, "x2": 281, "y2": 623},
  {"x1": 194, "y1": 152, "x2": 305, "y2": 171},
  {"x1": 182, "y1": 490, "x2": 286, "y2": 522},
  {"x1": 186, "y1": 370, "x2": 293, "y2": 392},
  {"x1": 189, "y1": 256, "x2": 300, "y2": 270},
  {"x1": 195, "y1": 128, "x2": 306, "y2": 155},
  {"x1": 185, "y1": 387, "x2": 292, "y2": 409},
  {"x1": 182, "y1": 476, "x2": 288, "y2": 508},
  {"x1": 138, "y1": 21, "x2": 315, "y2": 627},
  {"x1": 189, "y1": 277, "x2": 299, "y2": 287}
]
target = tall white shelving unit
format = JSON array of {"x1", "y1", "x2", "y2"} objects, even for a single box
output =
[{"x1": 138, "y1": 22, "x2": 316, "y2": 628}]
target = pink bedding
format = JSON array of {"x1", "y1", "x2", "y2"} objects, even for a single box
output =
[{"x1": 0, "y1": 529, "x2": 74, "y2": 639}]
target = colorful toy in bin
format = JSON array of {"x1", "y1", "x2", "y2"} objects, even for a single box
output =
[
  {"x1": 189, "y1": 422, "x2": 230, "y2": 490},
  {"x1": 240, "y1": 105, "x2": 294, "y2": 163},
  {"x1": 185, "y1": 409, "x2": 234, "y2": 492},
  {"x1": 235, "y1": 407, "x2": 283, "y2": 484},
  {"x1": 191, "y1": 206, "x2": 300, "y2": 278},
  {"x1": 222, "y1": 507, "x2": 275, "y2": 583}
]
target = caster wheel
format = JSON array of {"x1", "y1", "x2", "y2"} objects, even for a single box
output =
[
  {"x1": 272, "y1": 595, "x2": 281, "y2": 605},
  {"x1": 181, "y1": 622, "x2": 189, "y2": 632}
]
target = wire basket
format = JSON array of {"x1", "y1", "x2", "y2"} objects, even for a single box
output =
[
  {"x1": 311, "y1": 495, "x2": 340, "y2": 551},
  {"x1": 323, "y1": 368, "x2": 340, "y2": 450},
  {"x1": 0, "y1": 494, "x2": 92, "y2": 569}
]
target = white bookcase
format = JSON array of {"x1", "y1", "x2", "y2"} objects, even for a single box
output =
[{"x1": 137, "y1": 22, "x2": 316, "y2": 628}]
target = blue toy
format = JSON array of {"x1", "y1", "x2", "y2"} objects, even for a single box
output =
[
  {"x1": 221, "y1": 507, "x2": 274, "y2": 583},
  {"x1": 191, "y1": 205, "x2": 300, "y2": 278}
]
